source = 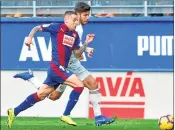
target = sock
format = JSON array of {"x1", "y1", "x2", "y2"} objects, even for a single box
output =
[
  {"x1": 28, "y1": 77, "x2": 43, "y2": 89},
  {"x1": 89, "y1": 88, "x2": 102, "y2": 117},
  {"x1": 14, "y1": 92, "x2": 41, "y2": 116},
  {"x1": 63, "y1": 87, "x2": 84, "y2": 116}
]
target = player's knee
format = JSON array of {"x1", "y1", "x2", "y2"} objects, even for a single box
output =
[
  {"x1": 37, "y1": 94, "x2": 47, "y2": 100},
  {"x1": 37, "y1": 91, "x2": 49, "y2": 100},
  {"x1": 37, "y1": 85, "x2": 55, "y2": 100},
  {"x1": 48, "y1": 93, "x2": 61, "y2": 101},
  {"x1": 89, "y1": 80, "x2": 98, "y2": 90},
  {"x1": 49, "y1": 96, "x2": 59, "y2": 101},
  {"x1": 77, "y1": 82, "x2": 84, "y2": 88},
  {"x1": 84, "y1": 78, "x2": 98, "y2": 90}
]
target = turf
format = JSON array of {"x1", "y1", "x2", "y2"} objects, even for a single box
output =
[{"x1": 1, "y1": 117, "x2": 160, "y2": 130}]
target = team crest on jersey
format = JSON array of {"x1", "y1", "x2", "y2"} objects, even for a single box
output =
[
  {"x1": 62, "y1": 35, "x2": 75, "y2": 47},
  {"x1": 72, "y1": 33, "x2": 76, "y2": 38}
]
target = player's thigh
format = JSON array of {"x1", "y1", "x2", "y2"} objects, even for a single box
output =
[
  {"x1": 83, "y1": 75, "x2": 98, "y2": 90},
  {"x1": 45, "y1": 64, "x2": 76, "y2": 89},
  {"x1": 47, "y1": 64, "x2": 84, "y2": 88},
  {"x1": 67, "y1": 60, "x2": 83, "y2": 75},
  {"x1": 49, "y1": 64, "x2": 83, "y2": 88},
  {"x1": 74, "y1": 65, "x2": 91, "y2": 81},
  {"x1": 68, "y1": 60, "x2": 89, "y2": 80},
  {"x1": 64, "y1": 74, "x2": 84, "y2": 88},
  {"x1": 37, "y1": 84, "x2": 55, "y2": 100},
  {"x1": 43, "y1": 65, "x2": 64, "y2": 89},
  {"x1": 68, "y1": 62, "x2": 97, "y2": 90},
  {"x1": 42, "y1": 64, "x2": 69, "y2": 100}
]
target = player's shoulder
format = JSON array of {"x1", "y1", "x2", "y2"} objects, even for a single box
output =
[
  {"x1": 75, "y1": 24, "x2": 83, "y2": 31},
  {"x1": 51, "y1": 23, "x2": 61, "y2": 27},
  {"x1": 42, "y1": 23, "x2": 61, "y2": 28}
]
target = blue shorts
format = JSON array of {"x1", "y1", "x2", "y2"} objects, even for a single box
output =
[{"x1": 43, "y1": 64, "x2": 73, "y2": 89}]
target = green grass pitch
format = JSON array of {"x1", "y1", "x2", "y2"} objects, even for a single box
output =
[{"x1": 1, "y1": 117, "x2": 160, "y2": 130}]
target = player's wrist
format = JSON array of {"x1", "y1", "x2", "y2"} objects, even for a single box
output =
[
  {"x1": 84, "y1": 40, "x2": 89, "y2": 44},
  {"x1": 84, "y1": 42, "x2": 89, "y2": 47},
  {"x1": 28, "y1": 36, "x2": 33, "y2": 39}
]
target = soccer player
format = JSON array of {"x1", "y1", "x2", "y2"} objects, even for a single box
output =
[
  {"x1": 13, "y1": 2, "x2": 115, "y2": 126},
  {"x1": 7, "y1": 11, "x2": 95, "y2": 128}
]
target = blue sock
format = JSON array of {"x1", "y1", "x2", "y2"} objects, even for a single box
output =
[
  {"x1": 63, "y1": 87, "x2": 84, "y2": 116},
  {"x1": 14, "y1": 93, "x2": 40, "y2": 116}
]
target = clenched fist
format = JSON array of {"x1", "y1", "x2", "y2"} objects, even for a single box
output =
[
  {"x1": 85, "y1": 34, "x2": 95, "y2": 44},
  {"x1": 25, "y1": 37, "x2": 33, "y2": 47}
]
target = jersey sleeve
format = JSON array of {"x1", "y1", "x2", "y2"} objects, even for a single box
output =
[
  {"x1": 73, "y1": 33, "x2": 80, "y2": 50},
  {"x1": 40, "y1": 23, "x2": 60, "y2": 33}
]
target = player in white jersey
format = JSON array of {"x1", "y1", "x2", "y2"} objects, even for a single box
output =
[{"x1": 14, "y1": 2, "x2": 115, "y2": 126}]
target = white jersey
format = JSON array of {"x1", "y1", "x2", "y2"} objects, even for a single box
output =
[
  {"x1": 76, "y1": 24, "x2": 83, "y2": 42},
  {"x1": 68, "y1": 24, "x2": 85, "y2": 65}
]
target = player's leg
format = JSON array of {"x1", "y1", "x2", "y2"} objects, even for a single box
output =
[
  {"x1": 68, "y1": 66, "x2": 102, "y2": 117},
  {"x1": 44, "y1": 65, "x2": 85, "y2": 115},
  {"x1": 83, "y1": 75, "x2": 101, "y2": 116},
  {"x1": 48, "y1": 84, "x2": 66, "y2": 101},
  {"x1": 80, "y1": 73, "x2": 102, "y2": 116},
  {"x1": 14, "y1": 69, "x2": 64, "y2": 101},
  {"x1": 47, "y1": 64, "x2": 85, "y2": 126},
  {"x1": 67, "y1": 63, "x2": 115, "y2": 126},
  {"x1": 14, "y1": 70, "x2": 42, "y2": 89},
  {"x1": 61, "y1": 62, "x2": 86, "y2": 118},
  {"x1": 61, "y1": 74, "x2": 84, "y2": 126},
  {"x1": 82, "y1": 75, "x2": 115, "y2": 126},
  {"x1": 7, "y1": 84, "x2": 55, "y2": 128},
  {"x1": 7, "y1": 65, "x2": 62, "y2": 128}
]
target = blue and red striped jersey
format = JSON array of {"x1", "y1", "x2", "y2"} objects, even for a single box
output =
[{"x1": 41, "y1": 23, "x2": 80, "y2": 68}]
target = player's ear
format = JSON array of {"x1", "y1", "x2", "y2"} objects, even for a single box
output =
[
  {"x1": 76, "y1": 12, "x2": 80, "y2": 17},
  {"x1": 64, "y1": 18, "x2": 67, "y2": 23},
  {"x1": 64, "y1": 15, "x2": 69, "y2": 24}
]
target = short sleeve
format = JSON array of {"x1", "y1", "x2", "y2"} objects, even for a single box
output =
[
  {"x1": 40, "y1": 23, "x2": 60, "y2": 33},
  {"x1": 73, "y1": 34, "x2": 80, "y2": 50}
]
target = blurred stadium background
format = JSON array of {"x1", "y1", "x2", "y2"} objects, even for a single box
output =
[
  {"x1": 1, "y1": 0, "x2": 174, "y2": 130},
  {"x1": 1, "y1": 0, "x2": 174, "y2": 17}
]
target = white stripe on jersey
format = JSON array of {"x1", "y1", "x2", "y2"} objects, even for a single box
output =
[{"x1": 75, "y1": 24, "x2": 83, "y2": 42}]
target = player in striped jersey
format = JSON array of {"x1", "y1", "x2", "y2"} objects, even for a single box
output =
[{"x1": 13, "y1": 2, "x2": 115, "y2": 126}]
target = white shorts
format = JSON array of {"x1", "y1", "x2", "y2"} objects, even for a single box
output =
[{"x1": 55, "y1": 60, "x2": 91, "y2": 92}]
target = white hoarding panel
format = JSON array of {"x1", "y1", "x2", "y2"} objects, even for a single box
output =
[{"x1": 1, "y1": 71, "x2": 173, "y2": 119}]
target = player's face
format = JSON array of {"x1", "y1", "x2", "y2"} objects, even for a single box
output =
[
  {"x1": 79, "y1": 11, "x2": 90, "y2": 25},
  {"x1": 69, "y1": 14, "x2": 79, "y2": 31}
]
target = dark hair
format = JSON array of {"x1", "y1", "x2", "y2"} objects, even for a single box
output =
[
  {"x1": 74, "y1": 2, "x2": 91, "y2": 13},
  {"x1": 64, "y1": 11, "x2": 77, "y2": 17}
]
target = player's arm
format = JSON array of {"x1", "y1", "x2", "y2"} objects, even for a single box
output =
[
  {"x1": 74, "y1": 34, "x2": 95, "y2": 59},
  {"x1": 29, "y1": 26, "x2": 42, "y2": 38},
  {"x1": 25, "y1": 23, "x2": 59, "y2": 46},
  {"x1": 25, "y1": 26, "x2": 42, "y2": 46},
  {"x1": 77, "y1": 47, "x2": 94, "y2": 60},
  {"x1": 74, "y1": 42, "x2": 88, "y2": 58}
]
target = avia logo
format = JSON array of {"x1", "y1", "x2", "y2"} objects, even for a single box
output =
[
  {"x1": 19, "y1": 37, "x2": 87, "y2": 62},
  {"x1": 137, "y1": 36, "x2": 173, "y2": 56},
  {"x1": 62, "y1": 35, "x2": 75, "y2": 47},
  {"x1": 89, "y1": 72, "x2": 145, "y2": 119}
]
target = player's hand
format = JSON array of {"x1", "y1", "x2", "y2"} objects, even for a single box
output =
[
  {"x1": 85, "y1": 34, "x2": 95, "y2": 44},
  {"x1": 86, "y1": 47, "x2": 94, "y2": 58},
  {"x1": 25, "y1": 37, "x2": 33, "y2": 47}
]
